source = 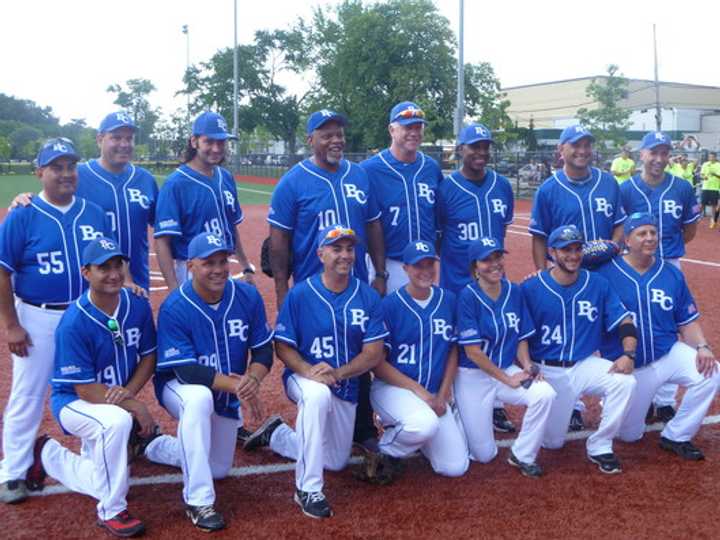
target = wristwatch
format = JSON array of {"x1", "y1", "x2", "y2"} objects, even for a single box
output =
[
  {"x1": 623, "y1": 350, "x2": 636, "y2": 361},
  {"x1": 696, "y1": 344, "x2": 711, "y2": 351},
  {"x1": 376, "y1": 270, "x2": 390, "y2": 280}
]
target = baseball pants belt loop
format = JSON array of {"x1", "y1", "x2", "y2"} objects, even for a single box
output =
[
  {"x1": 539, "y1": 359, "x2": 574, "y2": 368},
  {"x1": 21, "y1": 299, "x2": 70, "y2": 311}
]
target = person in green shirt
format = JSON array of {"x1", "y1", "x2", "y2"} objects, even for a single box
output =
[
  {"x1": 700, "y1": 152, "x2": 720, "y2": 228},
  {"x1": 611, "y1": 149, "x2": 635, "y2": 183},
  {"x1": 667, "y1": 155, "x2": 694, "y2": 184}
]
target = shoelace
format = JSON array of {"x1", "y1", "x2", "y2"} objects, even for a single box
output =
[
  {"x1": 197, "y1": 506, "x2": 218, "y2": 519},
  {"x1": 308, "y1": 492, "x2": 326, "y2": 504}
]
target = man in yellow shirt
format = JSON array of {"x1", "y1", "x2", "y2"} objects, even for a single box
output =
[
  {"x1": 700, "y1": 152, "x2": 720, "y2": 227},
  {"x1": 611, "y1": 149, "x2": 635, "y2": 183},
  {"x1": 667, "y1": 155, "x2": 694, "y2": 184}
]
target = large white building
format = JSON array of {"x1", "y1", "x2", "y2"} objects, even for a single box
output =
[{"x1": 503, "y1": 77, "x2": 720, "y2": 149}]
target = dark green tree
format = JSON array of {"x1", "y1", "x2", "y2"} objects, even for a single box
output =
[
  {"x1": 577, "y1": 64, "x2": 631, "y2": 148},
  {"x1": 106, "y1": 79, "x2": 160, "y2": 146}
]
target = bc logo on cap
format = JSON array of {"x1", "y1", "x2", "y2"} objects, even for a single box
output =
[
  {"x1": 475, "y1": 126, "x2": 487, "y2": 136},
  {"x1": 116, "y1": 111, "x2": 132, "y2": 124},
  {"x1": 481, "y1": 238, "x2": 496, "y2": 247},
  {"x1": 207, "y1": 234, "x2": 222, "y2": 247},
  {"x1": 99, "y1": 239, "x2": 116, "y2": 250},
  {"x1": 415, "y1": 241, "x2": 429, "y2": 252}
]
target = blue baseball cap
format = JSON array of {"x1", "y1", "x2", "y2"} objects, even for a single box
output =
[
  {"x1": 187, "y1": 232, "x2": 231, "y2": 260},
  {"x1": 548, "y1": 225, "x2": 585, "y2": 249},
  {"x1": 467, "y1": 238, "x2": 507, "y2": 265},
  {"x1": 317, "y1": 224, "x2": 358, "y2": 249},
  {"x1": 402, "y1": 241, "x2": 439, "y2": 265},
  {"x1": 306, "y1": 110, "x2": 347, "y2": 135},
  {"x1": 192, "y1": 111, "x2": 236, "y2": 140},
  {"x1": 624, "y1": 212, "x2": 658, "y2": 236},
  {"x1": 639, "y1": 131, "x2": 672, "y2": 151},
  {"x1": 82, "y1": 237, "x2": 128, "y2": 266},
  {"x1": 559, "y1": 125, "x2": 595, "y2": 145},
  {"x1": 458, "y1": 123, "x2": 493, "y2": 145},
  {"x1": 99, "y1": 111, "x2": 136, "y2": 133},
  {"x1": 389, "y1": 101, "x2": 427, "y2": 126},
  {"x1": 36, "y1": 138, "x2": 80, "y2": 167}
]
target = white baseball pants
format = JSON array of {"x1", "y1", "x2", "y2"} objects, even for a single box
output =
[
  {"x1": 454, "y1": 366, "x2": 556, "y2": 464},
  {"x1": 269, "y1": 374, "x2": 355, "y2": 493}
]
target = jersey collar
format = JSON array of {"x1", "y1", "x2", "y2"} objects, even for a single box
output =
[
  {"x1": 182, "y1": 279, "x2": 235, "y2": 319},
  {"x1": 468, "y1": 278, "x2": 509, "y2": 306},
  {"x1": 88, "y1": 159, "x2": 133, "y2": 182}
]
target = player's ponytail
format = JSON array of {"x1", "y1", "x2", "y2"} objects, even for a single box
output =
[{"x1": 181, "y1": 138, "x2": 197, "y2": 164}]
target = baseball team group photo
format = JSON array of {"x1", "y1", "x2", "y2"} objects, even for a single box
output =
[{"x1": 2, "y1": 1, "x2": 720, "y2": 539}]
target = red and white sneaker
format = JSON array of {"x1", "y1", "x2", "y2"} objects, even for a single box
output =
[{"x1": 97, "y1": 510, "x2": 146, "y2": 538}]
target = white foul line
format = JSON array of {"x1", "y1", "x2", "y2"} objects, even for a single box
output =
[{"x1": 28, "y1": 414, "x2": 720, "y2": 498}]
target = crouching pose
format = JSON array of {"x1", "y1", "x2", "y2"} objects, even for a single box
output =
[
  {"x1": 454, "y1": 238, "x2": 556, "y2": 477},
  {"x1": 371, "y1": 241, "x2": 468, "y2": 477},
  {"x1": 245, "y1": 225, "x2": 387, "y2": 519},
  {"x1": 597, "y1": 213, "x2": 720, "y2": 458}
]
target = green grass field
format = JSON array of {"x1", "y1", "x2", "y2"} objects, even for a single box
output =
[{"x1": 0, "y1": 175, "x2": 273, "y2": 207}]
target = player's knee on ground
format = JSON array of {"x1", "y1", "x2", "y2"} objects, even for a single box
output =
[
  {"x1": 180, "y1": 384, "x2": 215, "y2": 419},
  {"x1": 542, "y1": 435, "x2": 566, "y2": 451},
  {"x1": 398, "y1": 408, "x2": 440, "y2": 447},
  {"x1": 210, "y1": 460, "x2": 233, "y2": 479},
  {"x1": 324, "y1": 452, "x2": 351, "y2": 472},
  {"x1": 432, "y1": 456, "x2": 469, "y2": 478},
  {"x1": 469, "y1": 439, "x2": 498, "y2": 464},
  {"x1": 618, "y1": 424, "x2": 645, "y2": 443}
]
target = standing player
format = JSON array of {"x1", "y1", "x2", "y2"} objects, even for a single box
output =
[
  {"x1": 522, "y1": 225, "x2": 637, "y2": 474},
  {"x1": 436, "y1": 123, "x2": 517, "y2": 433},
  {"x1": 610, "y1": 148, "x2": 635, "y2": 184},
  {"x1": 245, "y1": 225, "x2": 387, "y2": 519},
  {"x1": 145, "y1": 232, "x2": 273, "y2": 531},
  {"x1": 154, "y1": 111, "x2": 254, "y2": 289},
  {"x1": 360, "y1": 101, "x2": 443, "y2": 293},
  {"x1": 267, "y1": 109, "x2": 386, "y2": 310},
  {"x1": 0, "y1": 139, "x2": 111, "y2": 503},
  {"x1": 700, "y1": 152, "x2": 720, "y2": 228},
  {"x1": 596, "y1": 213, "x2": 720, "y2": 459},
  {"x1": 620, "y1": 132, "x2": 701, "y2": 420},
  {"x1": 529, "y1": 125, "x2": 626, "y2": 430},
  {"x1": 26, "y1": 237, "x2": 157, "y2": 537},
  {"x1": 370, "y1": 241, "x2": 468, "y2": 478},
  {"x1": 455, "y1": 238, "x2": 556, "y2": 477},
  {"x1": 9, "y1": 112, "x2": 158, "y2": 291}
]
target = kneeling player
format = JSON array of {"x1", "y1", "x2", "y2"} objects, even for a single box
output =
[
  {"x1": 597, "y1": 213, "x2": 719, "y2": 458},
  {"x1": 245, "y1": 225, "x2": 386, "y2": 519},
  {"x1": 27, "y1": 238, "x2": 157, "y2": 537},
  {"x1": 371, "y1": 241, "x2": 468, "y2": 477},
  {"x1": 147, "y1": 232, "x2": 273, "y2": 532},
  {"x1": 454, "y1": 238, "x2": 556, "y2": 477}
]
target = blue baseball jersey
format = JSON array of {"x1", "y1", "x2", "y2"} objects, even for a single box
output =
[
  {"x1": 437, "y1": 170, "x2": 514, "y2": 293},
  {"x1": 457, "y1": 279, "x2": 535, "y2": 370},
  {"x1": 77, "y1": 160, "x2": 158, "y2": 289},
  {"x1": 0, "y1": 197, "x2": 112, "y2": 304},
  {"x1": 268, "y1": 159, "x2": 381, "y2": 282},
  {"x1": 360, "y1": 150, "x2": 443, "y2": 259},
  {"x1": 596, "y1": 257, "x2": 699, "y2": 367},
  {"x1": 274, "y1": 274, "x2": 388, "y2": 403},
  {"x1": 529, "y1": 168, "x2": 626, "y2": 241},
  {"x1": 50, "y1": 288, "x2": 156, "y2": 426},
  {"x1": 380, "y1": 286, "x2": 457, "y2": 393},
  {"x1": 154, "y1": 164, "x2": 243, "y2": 260},
  {"x1": 155, "y1": 279, "x2": 273, "y2": 419},
  {"x1": 620, "y1": 173, "x2": 701, "y2": 259},
  {"x1": 522, "y1": 269, "x2": 631, "y2": 363}
]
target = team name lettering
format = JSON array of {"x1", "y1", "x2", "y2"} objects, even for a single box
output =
[
  {"x1": 417, "y1": 183, "x2": 435, "y2": 204},
  {"x1": 577, "y1": 300, "x2": 598, "y2": 322},
  {"x1": 594, "y1": 198, "x2": 612, "y2": 218},
  {"x1": 662, "y1": 200, "x2": 682, "y2": 219},
  {"x1": 127, "y1": 188, "x2": 150, "y2": 209},
  {"x1": 350, "y1": 309, "x2": 369, "y2": 331},
  {"x1": 650, "y1": 288, "x2": 673, "y2": 311},
  {"x1": 432, "y1": 319, "x2": 452, "y2": 341},
  {"x1": 227, "y1": 319, "x2": 249, "y2": 341},
  {"x1": 79, "y1": 225, "x2": 103, "y2": 241},
  {"x1": 343, "y1": 184, "x2": 367, "y2": 204}
]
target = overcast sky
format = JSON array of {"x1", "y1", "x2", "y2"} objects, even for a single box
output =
[{"x1": 2, "y1": 0, "x2": 718, "y2": 126}]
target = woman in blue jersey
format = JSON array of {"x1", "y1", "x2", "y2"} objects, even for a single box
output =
[{"x1": 454, "y1": 238, "x2": 556, "y2": 477}]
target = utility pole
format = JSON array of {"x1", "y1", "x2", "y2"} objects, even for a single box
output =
[
  {"x1": 233, "y1": 0, "x2": 240, "y2": 173},
  {"x1": 182, "y1": 24, "x2": 190, "y2": 128},
  {"x1": 454, "y1": 0, "x2": 465, "y2": 139},
  {"x1": 653, "y1": 24, "x2": 662, "y2": 131}
]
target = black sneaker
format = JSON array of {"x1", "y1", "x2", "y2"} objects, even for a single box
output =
[
  {"x1": 655, "y1": 405, "x2": 676, "y2": 424},
  {"x1": 659, "y1": 437, "x2": 704, "y2": 461},
  {"x1": 645, "y1": 404, "x2": 656, "y2": 423},
  {"x1": 568, "y1": 409, "x2": 585, "y2": 432},
  {"x1": 508, "y1": 451, "x2": 543, "y2": 478},
  {"x1": 185, "y1": 504, "x2": 225, "y2": 532},
  {"x1": 26, "y1": 434, "x2": 50, "y2": 491},
  {"x1": 588, "y1": 453, "x2": 622, "y2": 474},
  {"x1": 294, "y1": 489, "x2": 333, "y2": 519},
  {"x1": 492, "y1": 408, "x2": 516, "y2": 433},
  {"x1": 0, "y1": 479, "x2": 28, "y2": 504},
  {"x1": 243, "y1": 415, "x2": 283, "y2": 451},
  {"x1": 128, "y1": 423, "x2": 162, "y2": 463},
  {"x1": 236, "y1": 425, "x2": 253, "y2": 444}
]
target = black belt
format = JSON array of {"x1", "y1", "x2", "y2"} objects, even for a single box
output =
[
  {"x1": 538, "y1": 359, "x2": 575, "y2": 368},
  {"x1": 21, "y1": 300, "x2": 69, "y2": 311}
]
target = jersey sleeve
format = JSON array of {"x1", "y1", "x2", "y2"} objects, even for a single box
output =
[
  {"x1": 0, "y1": 209, "x2": 26, "y2": 273},
  {"x1": 528, "y1": 187, "x2": 551, "y2": 236},
  {"x1": 247, "y1": 286, "x2": 274, "y2": 348},
  {"x1": 274, "y1": 289, "x2": 299, "y2": 346},
  {"x1": 267, "y1": 175, "x2": 296, "y2": 231},
  {"x1": 154, "y1": 181, "x2": 182, "y2": 237},
  {"x1": 363, "y1": 289, "x2": 389, "y2": 343},
  {"x1": 518, "y1": 289, "x2": 536, "y2": 341},
  {"x1": 457, "y1": 288, "x2": 483, "y2": 345},
  {"x1": 148, "y1": 176, "x2": 160, "y2": 225},
  {"x1": 611, "y1": 182, "x2": 627, "y2": 226},
  {"x1": 601, "y1": 277, "x2": 631, "y2": 332},
  {"x1": 674, "y1": 273, "x2": 700, "y2": 326},
  {"x1": 138, "y1": 298, "x2": 157, "y2": 357},
  {"x1": 681, "y1": 183, "x2": 702, "y2": 225},
  {"x1": 157, "y1": 301, "x2": 198, "y2": 369},
  {"x1": 52, "y1": 320, "x2": 96, "y2": 385}
]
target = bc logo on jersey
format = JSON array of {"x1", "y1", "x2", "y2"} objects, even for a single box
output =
[
  {"x1": 650, "y1": 288, "x2": 673, "y2": 311},
  {"x1": 127, "y1": 188, "x2": 150, "y2": 210},
  {"x1": 505, "y1": 312, "x2": 520, "y2": 332},
  {"x1": 223, "y1": 190, "x2": 235, "y2": 207},
  {"x1": 343, "y1": 184, "x2": 367, "y2": 204},
  {"x1": 577, "y1": 300, "x2": 598, "y2": 322},
  {"x1": 594, "y1": 198, "x2": 612, "y2": 218},
  {"x1": 126, "y1": 327, "x2": 141, "y2": 348},
  {"x1": 79, "y1": 225, "x2": 103, "y2": 241},
  {"x1": 663, "y1": 200, "x2": 682, "y2": 219},
  {"x1": 417, "y1": 183, "x2": 435, "y2": 204},
  {"x1": 491, "y1": 198, "x2": 508, "y2": 217},
  {"x1": 350, "y1": 309, "x2": 369, "y2": 331},
  {"x1": 228, "y1": 319, "x2": 249, "y2": 341},
  {"x1": 432, "y1": 318, "x2": 453, "y2": 341}
]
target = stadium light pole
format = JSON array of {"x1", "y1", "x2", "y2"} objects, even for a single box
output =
[
  {"x1": 233, "y1": 0, "x2": 240, "y2": 173},
  {"x1": 454, "y1": 0, "x2": 465, "y2": 139},
  {"x1": 182, "y1": 24, "x2": 190, "y2": 126},
  {"x1": 653, "y1": 24, "x2": 662, "y2": 131}
]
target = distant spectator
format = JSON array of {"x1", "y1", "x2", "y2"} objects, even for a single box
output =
[{"x1": 611, "y1": 148, "x2": 635, "y2": 184}]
